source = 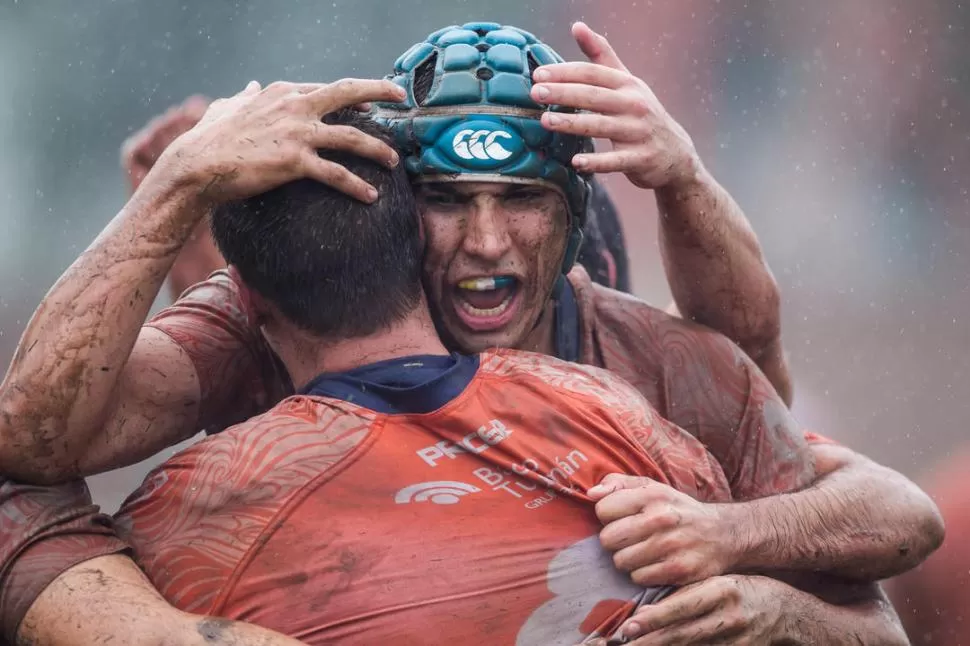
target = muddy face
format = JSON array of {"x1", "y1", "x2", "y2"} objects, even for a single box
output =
[{"x1": 418, "y1": 182, "x2": 568, "y2": 353}]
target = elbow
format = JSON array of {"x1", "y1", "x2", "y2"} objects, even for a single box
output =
[
  {"x1": 907, "y1": 492, "x2": 945, "y2": 565},
  {"x1": 877, "y1": 473, "x2": 945, "y2": 576},
  {"x1": 0, "y1": 399, "x2": 76, "y2": 486}
]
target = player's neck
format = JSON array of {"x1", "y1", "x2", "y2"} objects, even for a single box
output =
[{"x1": 268, "y1": 301, "x2": 449, "y2": 390}]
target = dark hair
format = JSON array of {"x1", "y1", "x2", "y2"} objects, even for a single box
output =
[
  {"x1": 210, "y1": 110, "x2": 423, "y2": 340},
  {"x1": 577, "y1": 177, "x2": 631, "y2": 293}
]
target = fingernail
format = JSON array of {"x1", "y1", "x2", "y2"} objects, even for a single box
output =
[
  {"x1": 534, "y1": 85, "x2": 550, "y2": 100},
  {"x1": 388, "y1": 152, "x2": 400, "y2": 167},
  {"x1": 368, "y1": 187, "x2": 379, "y2": 202},
  {"x1": 587, "y1": 484, "x2": 605, "y2": 497},
  {"x1": 533, "y1": 68, "x2": 549, "y2": 82},
  {"x1": 623, "y1": 621, "x2": 641, "y2": 637},
  {"x1": 546, "y1": 113, "x2": 562, "y2": 126}
]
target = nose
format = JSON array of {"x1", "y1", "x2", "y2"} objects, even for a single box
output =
[{"x1": 461, "y1": 198, "x2": 512, "y2": 263}]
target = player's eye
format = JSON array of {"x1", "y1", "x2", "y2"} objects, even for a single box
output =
[
  {"x1": 420, "y1": 192, "x2": 463, "y2": 208},
  {"x1": 506, "y1": 189, "x2": 545, "y2": 204}
]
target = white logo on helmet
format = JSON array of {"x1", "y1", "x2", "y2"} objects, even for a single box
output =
[{"x1": 452, "y1": 129, "x2": 514, "y2": 161}]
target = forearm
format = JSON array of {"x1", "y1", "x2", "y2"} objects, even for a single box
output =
[
  {"x1": 656, "y1": 168, "x2": 790, "y2": 402},
  {"x1": 774, "y1": 579, "x2": 908, "y2": 646},
  {"x1": 0, "y1": 168, "x2": 205, "y2": 480},
  {"x1": 17, "y1": 555, "x2": 305, "y2": 646},
  {"x1": 728, "y1": 444, "x2": 944, "y2": 581}
]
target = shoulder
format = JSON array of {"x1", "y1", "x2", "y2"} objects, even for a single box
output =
[
  {"x1": 573, "y1": 268, "x2": 748, "y2": 388},
  {"x1": 114, "y1": 396, "x2": 380, "y2": 612},
  {"x1": 119, "y1": 396, "x2": 378, "y2": 520},
  {"x1": 480, "y1": 349, "x2": 657, "y2": 422}
]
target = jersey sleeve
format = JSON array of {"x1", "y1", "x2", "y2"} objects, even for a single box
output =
[
  {"x1": 0, "y1": 478, "x2": 128, "y2": 644},
  {"x1": 662, "y1": 327, "x2": 816, "y2": 500},
  {"x1": 145, "y1": 270, "x2": 293, "y2": 434}
]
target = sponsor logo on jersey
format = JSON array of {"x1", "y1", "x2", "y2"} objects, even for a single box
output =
[{"x1": 394, "y1": 481, "x2": 481, "y2": 505}]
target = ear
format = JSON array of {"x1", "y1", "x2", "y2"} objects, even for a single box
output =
[{"x1": 227, "y1": 265, "x2": 269, "y2": 326}]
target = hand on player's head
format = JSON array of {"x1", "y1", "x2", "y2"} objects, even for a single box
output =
[
  {"x1": 154, "y1": 78, "x2": 406, "y2": 207},
  {"x1": 530, "y1": 23, "x2": 700, "y2": 190},
  {"x1": 211, "y1": 109, "x2": 423, "y2": 342}
]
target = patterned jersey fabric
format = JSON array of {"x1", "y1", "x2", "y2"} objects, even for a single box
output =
[
  {"x1": 114, "y1": 349, "x2": 731, "y2": 645},
  {"x1": 0, "y1": 264, "x2": 816, "y2": 639}
]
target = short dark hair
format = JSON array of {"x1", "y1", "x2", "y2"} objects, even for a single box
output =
[{"x1": 211, "y1": 111, "x2": 423, "y2": 340}]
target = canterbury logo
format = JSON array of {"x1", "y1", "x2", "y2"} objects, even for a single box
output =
[
  {"x1": 395, "y1": 481, "x2": 481, "y2": 505},
  {"x1": 452, "y1": 129, "x2": 514, "y2": 161}
]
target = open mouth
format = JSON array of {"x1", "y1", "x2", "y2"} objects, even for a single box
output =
[{"x1": 452, "y1": 275, "x2": 522, "y2": 332}]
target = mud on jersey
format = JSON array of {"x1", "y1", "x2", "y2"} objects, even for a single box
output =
[
  {"x1": 115, "y1": 349, "x2": 731, "y2": 645},
  {"x1": 0, "y1": 266, "x2": 818, "y2": 639},
  {"x1": 146, "y1": 266, "x2": 815, "y2": 500}
]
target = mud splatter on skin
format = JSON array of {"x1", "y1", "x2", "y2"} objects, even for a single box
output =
[
  {"x1": 197, "y1": 617, "x2": 233, "y2": 642},
  {"x1": 0, "y1": 184, "x2": 205, "y2": 481},
  {"x1": 418, "y1": 182, "x2": 569, "y2": 356},
  {"x1": 655, "y1": 173, "x2": 787, "y2": 400}
]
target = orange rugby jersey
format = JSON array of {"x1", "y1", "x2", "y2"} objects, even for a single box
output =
[
  {"x1": 115, "y1": 349, "x2": 730, "y2": 645},
  {"x1": 147, "y1": 266, "x2": 815, "y2": 501}
]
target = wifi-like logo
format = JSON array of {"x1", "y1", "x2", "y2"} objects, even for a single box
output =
[{"x1": 394, "y1": 481, "x2": 481, "y2": 505}]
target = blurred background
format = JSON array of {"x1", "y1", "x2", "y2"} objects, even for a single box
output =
[{"x1": 0, "y1": 0, "x2": 968, "y2": 627}]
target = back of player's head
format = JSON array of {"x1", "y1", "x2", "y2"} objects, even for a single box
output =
[{"x1": 211, "y1": 110, "x2": 423, "y2": 340}]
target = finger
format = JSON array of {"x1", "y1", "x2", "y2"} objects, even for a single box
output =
[
  {"x1": 594, "y1": 480, "x2": 674, "y2": 524},
  {"x1": 532, "y1": 62, "x2": 629, "y2": 90},
  {"x1": 572, "y1": 149, "x2": 659, "y2": 174},
  {"x1": 599, "y1": 507, "x2": 680, "y2": 552},
  {"x1": 572, "y1": 21, "x2": 628, "y2": 72},
  {"x1": 301, "y1": 152, "x2": 379, "y2": 204},
  {"x1": 532, "y1": 83, "x2": 641, "y2": 115},
  {"x1": 353, "y1": 102, "x2": 373, "y2": 113},
  {"x1": 588, "y1": 473, "x2": 654, "y2": 500},
  {"x1": 305, "y1": 78, "x2": 406, "y2": 114},
  {"x1": 542, "y1": 112, "x2": 648, "y2": 142},
  {"x1": 309, "y1": 123, "x2": 400, "y2": 168},
  {"x1": 616, "y1": 545, "x2": 707, "y2": 587},
  {"x1": 292, "y1": 83, "x2": 329, "y2": 95},
  {"x1": 620, "y1": 582, "x2": 721, "y2": 637},
  {"x1": 625, "y1": 613, "x2": 740, "y2": 646},
  {"x1": 257, "y1": 81, "x2": 327, "y2": 101},
  {"x1": 627, "y1": 555, "x2": 705, "y2": 588},
  {"x1": 593, "y1": 488, "x2": 651, "y2": 525},
  {"x1": 242, "y1": 80, "x2": 261, "y2": 94}
]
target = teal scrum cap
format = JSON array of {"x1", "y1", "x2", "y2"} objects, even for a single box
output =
[{"x1": 373, "y1": 21, "x2": 594, "y2": 275}]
